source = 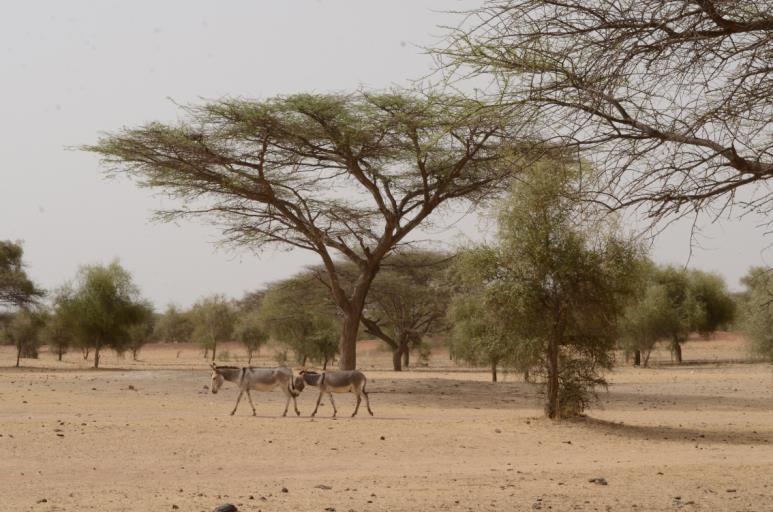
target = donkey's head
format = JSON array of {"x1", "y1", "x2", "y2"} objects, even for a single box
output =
[{"x1": 210, "y1": 363, "x2": 225, "y2": 394}]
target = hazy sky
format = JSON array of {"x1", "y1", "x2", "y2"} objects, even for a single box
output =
[{"x1": 1, "y1": 1, "x2": 769, "y2": 309}]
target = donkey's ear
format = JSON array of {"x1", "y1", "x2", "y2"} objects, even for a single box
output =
[{"x1": 209, "y1": 362, "x2": 217, "y2": 370}]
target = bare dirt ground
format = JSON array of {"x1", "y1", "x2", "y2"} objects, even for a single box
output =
[{"x1": 1, "y1": 334, "x2": 771, "y2": 511}]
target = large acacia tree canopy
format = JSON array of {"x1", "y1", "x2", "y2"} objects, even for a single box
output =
[
  {"x1": 440, "y1": 0, "x2": 773, "y2": 219},
  {"x1": 85, "y1": 92, "x2": 535, "y2": 263}
]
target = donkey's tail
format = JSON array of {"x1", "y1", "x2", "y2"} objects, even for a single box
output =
[{"x1": 289, "y1": 374, "x2": 300, "y2": 397}]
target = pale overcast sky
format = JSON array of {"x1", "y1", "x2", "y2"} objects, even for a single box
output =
[{"x1": 1, "y1": 1, "x2": 769, "y2": 308}]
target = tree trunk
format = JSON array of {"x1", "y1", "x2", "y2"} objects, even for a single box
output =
[
  {"x1": 203, "y1": 347, "x2": 208, "y2": 360},
  {"x1": 94, "y1": 346, "x2": 101, "y2": 369},
  {"x1": 633, "y1": 350, "x2": 641, "y2": 367},
  {"x1": 16, "y1": 343, "x2": 21, "y2": 368},
  {"x1": 323, "y1": 356, "x2": 329, "y2": 370},
  {"x1": 491, "y1": 361, "x2": 497, "y2": 382},
  {"x1": 672, "y1": 339, "x2": 683, "y2": 364},
  {"x1": 546, "y1": 336, "x2": 560, "y2": 419},
  {"x1": 248, "y1": 350, "x2": 253, "y2": 365},
  {"x1": 132, "y1": 348, "x2": 139, "y2": 361},
  {"x1": 337, "y1": 266, "x2": 379, "y2": 371},
  {"x1": 403, "y1": 347, "x2": 410, "y2": 369},
  {"x1": 339, "y1": 312, "x2": 360, "y2": 370},
  {"x1": 58, "y1": 345, "x2": 64, "y2": 361},
  {"x1": 211, "y1": 341, "x2": 217, "y2": 362},
  {"x1": 82, "y1": 347, "x2": 90, "y2": 360},
  {"x1": 523, "y1": 368, "x2": 530, "y2": 383},
  {"x1": 392, "y1": 348, "x2": 403, "y2": 371}
]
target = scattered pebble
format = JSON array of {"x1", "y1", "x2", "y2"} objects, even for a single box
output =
[
  {"x1": 315, "y1": 484, "x2": 333, "y2": 490},
  {"x1": 588, "y1": 477, "x2": 608, "y2": 485},
  {"x1": 281, "y1": 487, "x2": 289, "y2": 493},
  {"x1": 212, "y1": 505, "x2": 237, "y2": 512}
]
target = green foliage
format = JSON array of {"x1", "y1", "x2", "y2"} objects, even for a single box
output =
[
  {"x1": 55, "y1": 261, "x2": 149, "y2": 368},
  {"x1": 42, "y1": 296, "x2": 79, "y2": 361},
  {"x1": 620, "y1": 282, "x2": 679, "y2": 366},
  {"x1": 259, "y1": 274, "x2": 339, "y2": 367},
  {"x1": 739, "y1": 267, "x2": 773, "y2": 360},
  {"x1": 126, "y1": 302, "x2": 155, "y2": 360},
  {"x1": 153, "y1": 304, "x2": 194, "y2": 343},
  {"x1": 2, "y1": 308, "x2": 46, "y2": 366},
  {"x1": 628, "y1": 265, "x2": 736, "y2": 362},
  {"x1": 0, "y1": 240, "x2": 43, "y2": 308},
  {"x1": 356, "y1": 250, "x2": 452, "y2": 370},
  {"x1": 687, "y1": 270, "x2": 735, "y2": 336},
  {"x1": 189, "y1": 294, "x2": 235, "y2": 361},
  {"x1": 84, "y1": 89, "x2": 534, "y2": 370},
  {"x1": 233, "y1": 310, "x2": 269, "y2": 364},
  {"x1": 450, "y1": 158, "x2": 643, "y2": 416}
]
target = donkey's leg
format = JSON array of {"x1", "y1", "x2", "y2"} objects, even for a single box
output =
[
  {"x1": 291, "y1": 390, "x2": 300, "y2": 416},
  {"x1": 329, "y1": 393, "x2": 338, "y2": 418},
  {"x1": 282, "y1": 394, "x2": 291, "y2": 417},
  {"x1": 245, "y1": 390, "x2": 257, "y2": 416},
  {"x1": 352, "y1": 389, "x2": 362, "y2": 417},
  {"x1": 311, "y1": 390, "x2": 324, "y2": 417},
  {"x1": 230, "y1": 390, "x2": 244, "y2": 416},
  {"x1": 363, "y1": 388, "x2": 374, "y2": 416}
]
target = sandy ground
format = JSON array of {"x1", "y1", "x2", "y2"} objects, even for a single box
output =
[{"x1": 1, "y1": 334, "x2": 771, "y2": 511}]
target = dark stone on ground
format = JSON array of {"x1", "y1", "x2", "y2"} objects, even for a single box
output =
[
  {"x1": 588, "y1": 477, "x2": 608, "y2": 485},
  {"x1": 213, "y1": 504, "x2": 237, "y2": 512}
]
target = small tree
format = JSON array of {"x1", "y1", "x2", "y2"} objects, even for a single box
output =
[
  {"x1": 739, "y1": 267, "x2": 773, "y2": 361},
  {"x1": 450, "y1": 158, "x2": 642, "y2": 417},
  {"x1": 620, "y1": 283, "x2": 679, "y2": 367},
  {"x1": 2, "y1": 308, "x2": 45, "y2": 367},
  {"x1": 233, "y1": 311, "x2": 268, "y2": 364},
  {"x1": 358, "y1": 251, "x2": 451, "y2": 371},
  {"x1": 190, "y1": 295, "x2": 234, "y2": 362},
  {"x1": 57, "y1": 262, "x2": 148, "y2": 368},
  {"x1": 688, "y1": 270, "x2": 736, "y2": 338},
  {"x1": 153, "y1": 304, "x2": 194, "y2": 343},
  {"x1": 126, "y1": 302, "x2": 155, "y2": 360},
  {"x1": 447, "y1": 275, "x2": 540, "y2": 382},
  {"x1": 259, "y1": 275, "x2": 340, "y2": 368},
  {"x1": 42, "y1": 297, "x2": 78, "y2": 361}
]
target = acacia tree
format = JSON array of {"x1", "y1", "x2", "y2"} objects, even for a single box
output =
[
  {"x1": 451, "y1": 159, "x2": 642, "y2": 417},
  {"x1": 190, "y1": 295, "x2": 234, "y2": 362},
  {"x1": 440, "y1": 1, "x2": 773, "y2": 221},
  {"x1": 85, "y1": 91, "x2": 534, "y2": 369}
]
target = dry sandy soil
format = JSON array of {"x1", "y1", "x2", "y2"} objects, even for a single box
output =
[{"x1": 1, "y1": 334, "x2": 771, "y2": 511}]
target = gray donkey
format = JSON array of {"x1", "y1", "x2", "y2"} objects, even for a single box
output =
[
  {"x1": 295, "y1": 370, "x2": 373, "y2": 418},
  {"x1": 210, "y1": 363, "x2": 300, "y2": 417}
]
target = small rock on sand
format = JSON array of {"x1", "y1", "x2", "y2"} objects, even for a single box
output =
[{"x1": 213, "y1": 504, "x2": 237, "y2": 512}]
